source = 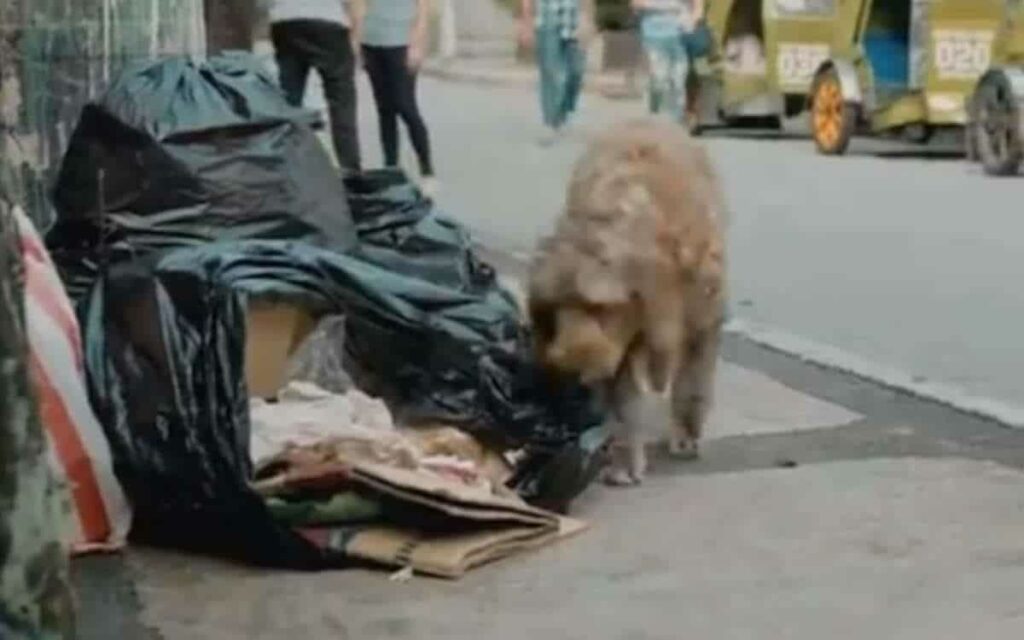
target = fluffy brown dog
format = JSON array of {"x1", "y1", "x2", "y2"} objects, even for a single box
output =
[{"x1": 528, "y1": 119, "x2": 726, "y2": 486}]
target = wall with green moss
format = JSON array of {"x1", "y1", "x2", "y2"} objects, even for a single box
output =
[{"x1": 0, "y1": 0, "x2": 204, "y2": 228}]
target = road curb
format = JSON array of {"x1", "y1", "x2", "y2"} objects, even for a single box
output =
[
  {"x1": 422, "y1": 60, "x2": 644, "y2": 100},
  {"x1": 477, "y1": 242, "x2": 1024, "y2": 432},
  {"x1": 724, "y1": 318, "x2": 1024, "y2": 430}
]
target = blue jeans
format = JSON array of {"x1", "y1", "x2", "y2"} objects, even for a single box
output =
[
  {"x1": 535, "y1": 27, "x2": 586, "y2": 129},
  {"x1": 642, "y1": 34, "x2": 690, "y2": 121}
]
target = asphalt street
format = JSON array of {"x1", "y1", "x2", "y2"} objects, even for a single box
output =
[{"x1": 370, "y1": 75, "x2": 1024, "y2": 423}]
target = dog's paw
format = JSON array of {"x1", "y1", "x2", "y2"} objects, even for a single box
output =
[{"x1": 602, "y1": 466, "x2": 643, "y2": 487}]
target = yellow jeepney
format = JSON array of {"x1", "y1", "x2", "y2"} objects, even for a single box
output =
[
  {"x1": 693, "y1": 0, "x2": 838, "y2": 131},
  {"x1": 809, "y1": 0, "x2": 1017, "y2": 159}
]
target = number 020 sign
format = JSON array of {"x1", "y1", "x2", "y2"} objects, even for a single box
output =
[{"x1": 932, "y1": 29, "x2": 994, "y2": 80}]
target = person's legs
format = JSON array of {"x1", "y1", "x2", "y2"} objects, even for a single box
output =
[
  {"x1": 644, "y1": 36, "x2": 672, "y2": 116},
  {"x1": 682, "y1": 32, "x2": 701, "y2": 126},
  {"x1": 362, "y1": 45, "x2": 401, "y2": 168},
  {"x1": 305, "y1": 21, "x2": 361, "y2": 172},
  {"x1": 397, "y1": 72, "x2": 434, "y2": 176},
  {"x1": 666, "y1": 37, "x2": 689, "y2": 123},
  {"x1": 380, "y1": 47, "x2": 434, "y2": 177},
  {"x1": 535, "y1": 26, "x2": 567, "y2": 130},
  {"x1": 561, "y1": 38, "x2": 586, "y2": 122},
  {"x1": 271, "y1": 22, "x2": 311, "y2": 107}
]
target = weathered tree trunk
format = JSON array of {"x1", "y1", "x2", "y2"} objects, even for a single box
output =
[
  {"x1": 204, "y1": 0, "x2": 256, "y2": 53},
  {"x1": 0, "y1": 195, "x2": 75, "y2": 638}
]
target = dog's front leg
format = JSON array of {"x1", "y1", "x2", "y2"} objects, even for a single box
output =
[
  {"x1": 603, "y1": 372, "x2": 652, "y2": 487},
  {"x1": 604, "y1": 439, "x2": 646, "y2": 486}
]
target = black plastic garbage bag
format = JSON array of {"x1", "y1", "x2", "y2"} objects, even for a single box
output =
[
  {"x1": 78, "y1": 258, "x2": 331, "y2": 567},
  {"x1": 47, "y1": 52, "x2": 355, "y2": 298},
  {"x1": 345, "y1": 170, "x2": 495, "y2": 291}
]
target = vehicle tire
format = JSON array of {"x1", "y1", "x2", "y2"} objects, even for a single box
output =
[
  {"x1": 904, "y1": 123, "x2": 934, "y2": 145},
  {"x1": 722, "y1": 115, "x2": 782, "y2": 130},
  {"x1": 971, "y1": 71, "x2": 1024, "y2": 177},
  {"x1": 811, "y1": 68, "x2": 856, "y2": 155}
]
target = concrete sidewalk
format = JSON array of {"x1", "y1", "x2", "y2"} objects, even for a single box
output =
[
  {"x1": 67, "y1": 73, "x2": 1024, "y2": 639},
  {"x1": 71, "y1": 281, "x2": 1024, "y2": 638},
  {"x1": 422, "y1": 56, "x2": 644, "y2": 100}
]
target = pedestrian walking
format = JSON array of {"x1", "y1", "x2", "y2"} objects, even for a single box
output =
[
  {"x1": 632, "y1": 0, "x2": 705, "y2": 126},
  {"x1": 518, "y1": 0, "x2": 597, "y2": 145},
  {"x1": 361, "y1": 0, "x2": 437, "y2": 196},
  {"x1": 270, "y1": 0, "x2": 365, "y2": 174}
]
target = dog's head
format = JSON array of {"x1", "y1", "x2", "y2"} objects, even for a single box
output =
[
  {"x1": 528, "y1": 229, "x2": 643, "y2": 386},
  {"x1": 530, "y1": 301, "x2": 642, "y2": 385}
]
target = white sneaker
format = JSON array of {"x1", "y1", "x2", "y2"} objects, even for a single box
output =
[
  {"x1": 538, "y1": 126, "x2": 562, "y2": 147},
  {"x1": 419, "y1": 176, "x2": 440, "y2": 199}
]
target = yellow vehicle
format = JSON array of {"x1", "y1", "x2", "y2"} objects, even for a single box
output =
[
  {"x1": 966, "y1": 1, "x2": 1024, "y2": 175},
  {"x1": 692, "y1": 0, "x2": 840, "y2": 131},
  {"x1": 808, "y1": 0, "x2": 1017, "y2": 159}
]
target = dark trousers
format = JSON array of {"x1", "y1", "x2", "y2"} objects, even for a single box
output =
[
  {"x1": 271, "y1": 19, "x2": 361, "y2": 172},
  {"x1": 362, "y1": 45, "x2": 434, "y2": 177}
]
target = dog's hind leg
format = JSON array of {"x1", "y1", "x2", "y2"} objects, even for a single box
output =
[{"x1": 669, "y1": 326, "x2": 721, "y2": 459}]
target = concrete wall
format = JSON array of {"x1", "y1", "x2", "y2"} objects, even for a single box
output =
[
  {"x1": 451, "y1": 0, "x2": 517, "y2": 58},
  {"x1": 0, "y1": 195, "x2": 75, "y2": 640}
]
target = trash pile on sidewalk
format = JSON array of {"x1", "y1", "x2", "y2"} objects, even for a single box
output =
[
  {"x1": 20, "y1": 53, "x2": 605, "y2": 575},
  {"x1": 251, "y1": 382, "x2": 585, "y2": 578}
]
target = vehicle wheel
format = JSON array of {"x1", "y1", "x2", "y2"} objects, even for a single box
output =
[
  {"x1": 962, "y1": 115, "x2": 978, "y2": 163},
  {"x1": 722, "y1": 115, "x2": 782, "y2": 130},
  {"x1": 904, "y1": 123, "x2": 934, "y2": 145},
  {"x1": 811, "y1": 69, "x2": 856, "y2": 155},
  {"x1": 972, "y1": 72, "x2": 1024, "y2": 176}
]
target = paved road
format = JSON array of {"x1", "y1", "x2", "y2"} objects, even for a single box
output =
[{"x1": 361, "y1": 76, "x2": 1024, "y2": 422}]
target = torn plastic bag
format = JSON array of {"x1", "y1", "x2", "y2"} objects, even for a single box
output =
[
  {"x1": 283, "y1": 315, "x2": 354, "y2": 395},
  {"x1": 345, "y1": 170, "x2": 495, "y2": 291},
  {"x1": 46, "y1": 53, "x2": 355, "y2": 298}
]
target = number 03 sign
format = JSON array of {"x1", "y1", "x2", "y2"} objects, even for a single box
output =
[
  {"x1": 932, "y1": 29, "x2": 994, "y2": 81},
  {"x1": 777, "y1": 43, "x2": 830, "y2": 89}
]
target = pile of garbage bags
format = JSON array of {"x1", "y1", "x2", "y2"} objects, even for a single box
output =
[{"x1": 44, "y1": 54, "x2": 604, "y2": 567}]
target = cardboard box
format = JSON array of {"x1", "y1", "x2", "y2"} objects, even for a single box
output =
[{"x1": 244, "y1": 301, "x2": 317, "y2": 399}]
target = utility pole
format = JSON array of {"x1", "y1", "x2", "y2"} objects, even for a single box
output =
[
  {"x1": 439, "y1": 0, "x2": 458, "y2": 59},
  {"x1": 203, "y1": 0, "x2": 256, "y2": 53}
]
